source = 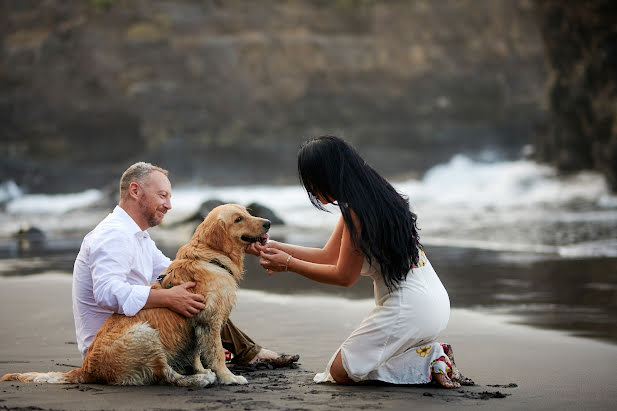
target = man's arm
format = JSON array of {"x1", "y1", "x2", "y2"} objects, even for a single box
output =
[
  {"x1": 90, "y1": 231, "x2": 204, "y2": 317},
  {"x1": 90, "y1": 233, "x2": 150, "y2": 316}
]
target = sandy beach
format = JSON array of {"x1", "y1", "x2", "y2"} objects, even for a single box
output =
[{"x1": 1, "y1": 273, "x2": 616, "y2": 410}]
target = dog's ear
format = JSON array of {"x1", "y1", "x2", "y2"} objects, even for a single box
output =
[{"x1": 203, "y1": 217, "x2": 231, "y2": 253}]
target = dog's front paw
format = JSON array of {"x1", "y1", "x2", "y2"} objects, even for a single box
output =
[
  {"x1": 194, "y1": 372, "x2": 217, "y2": 387},
  {"x1": 200, "y1": 369, "x2": 216, "y2": 384},
  {"x1": 218, "y1": 373, "x2": 248, "y2": 385}
]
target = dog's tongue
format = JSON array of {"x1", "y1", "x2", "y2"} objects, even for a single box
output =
[{"x1": 259, "y1": 233, "x2": 270, "y2": 245}]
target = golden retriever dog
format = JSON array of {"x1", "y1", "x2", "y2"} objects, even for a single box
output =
[{"x1": 2, "y1": 204, "x2": 270, "y2": 387}]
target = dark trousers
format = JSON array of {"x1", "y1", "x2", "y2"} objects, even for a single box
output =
[{"x1": 221, "y1": 319, "x2": 261, "y2": 363}]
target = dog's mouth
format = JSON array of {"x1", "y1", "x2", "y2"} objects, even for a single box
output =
[{"x1": 241, "y1": 233, "x2": 269, "y2": 245}]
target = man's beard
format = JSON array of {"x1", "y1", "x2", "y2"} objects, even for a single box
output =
[{"x1": 139, "y1": 195, "x2": 163, "y2": 228}]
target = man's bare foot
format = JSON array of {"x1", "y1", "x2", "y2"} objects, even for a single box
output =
[
  {"x1": 248, "y1": 348, "x2": 299, "y2": 367},
  {"x1": 249, "y1": 348, "x2": 279, "y2": 363},
  {"x1": 432, "y1": 372, "x2": 461, "y2": 388}
]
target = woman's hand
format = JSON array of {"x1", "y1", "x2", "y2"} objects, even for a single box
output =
[
  {"x1": 244, "y1": 242, "x2": 262, "y2": 256},
  {"x1": 259, "y1": 247, "x2": 291, "y2": 274}
]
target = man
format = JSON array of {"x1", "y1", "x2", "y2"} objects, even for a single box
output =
[{"x1": 72, "y1": 162, "x2": 297, "y2": 367}]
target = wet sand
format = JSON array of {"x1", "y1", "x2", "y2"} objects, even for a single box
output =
[
  {"x1": 4, "y1": 224, "x2": 616, "y2": 346},
  {"x1": 1, "y1": 274, "x2": 616, "y2": 410}
]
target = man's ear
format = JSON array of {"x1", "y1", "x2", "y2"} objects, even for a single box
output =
[{"x1": 128, "y1": 181, "x2": 141, "y2": 200}]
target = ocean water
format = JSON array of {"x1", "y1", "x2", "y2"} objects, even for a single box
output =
[{"x1": 3, "y1": 154, "x2": 615, "y2": 257}]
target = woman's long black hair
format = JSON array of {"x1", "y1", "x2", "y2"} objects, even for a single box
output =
[{"x1": 297, "y1": 136, "x2": 422, "y2": 292}]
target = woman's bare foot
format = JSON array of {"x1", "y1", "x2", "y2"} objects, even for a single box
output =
[
  {"x1": 432, "y1": 371, "x2": 461, "y2": 388},
  {"x1": 441, "y1": 344, "x2": 475, "y2": 386}
]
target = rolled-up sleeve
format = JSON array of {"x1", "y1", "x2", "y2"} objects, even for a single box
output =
[{"x1": 89, "y1": 231, "x2": 151, "y2": 316}]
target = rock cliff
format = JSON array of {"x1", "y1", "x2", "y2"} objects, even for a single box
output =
[
  {"x1": 1, "y1": 0, "x2": 546, "y2": 192},
  {"x1": 535, "y1": 0, "x2": 617, "y2": 191}
]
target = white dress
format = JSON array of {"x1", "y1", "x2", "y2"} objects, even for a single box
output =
[{"x1": 314, "y1": 251, "x2": 453, "y2": 384}]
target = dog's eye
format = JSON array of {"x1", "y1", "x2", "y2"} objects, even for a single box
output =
[{"x1": 234, "y1": 216, "x2": 243, "y2": 223}]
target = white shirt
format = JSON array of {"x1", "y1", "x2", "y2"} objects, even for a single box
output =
[{"x1": 72, "y1": 206, "x2": 171, "y2": 358}]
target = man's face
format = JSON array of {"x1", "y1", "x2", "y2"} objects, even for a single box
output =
[{"x1": 137, "y1": 171, "x2": 172, "y2": 228}]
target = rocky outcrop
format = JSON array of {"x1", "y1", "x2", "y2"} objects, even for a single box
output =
[
  {"x1": 246, "y1": 202, "x2": 285, "y2": 225},
  {"x1": 535, "y1": 0, "x2": 617, "y2": 191},
  {"x1": 1, "y1": 0, "x2": 545, "y2": 192}
]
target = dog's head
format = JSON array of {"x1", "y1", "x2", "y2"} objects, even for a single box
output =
[{"x1": 195, "y1": 204, "x2": 270, "y2": 254}]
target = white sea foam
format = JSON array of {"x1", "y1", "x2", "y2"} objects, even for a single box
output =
[
  {"x1": 169, "y1": 156, "x2": 616, "y2": 257},
  {"x1": 167, "y1": 184, "x2": 338, "y2": 229},
  {"x1": 5, "y1": 188, "x2": 103, "y2": 215},
  {"x1": 558, "y1": 239, "x2": 617, "y2": 258},
  {"x1": 598, "y1": 194, "x2": 617, "y2": 208},
  {"x1": 0, "y1": 180, "x2": 23, "y2": 203},
  {"x1": 394, "y1": 155, "x2": 610, "y2": 208}
]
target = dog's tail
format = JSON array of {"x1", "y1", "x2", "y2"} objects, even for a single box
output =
[{"x1": 1, "y1": 368, "x2": 85, "y2": 384}]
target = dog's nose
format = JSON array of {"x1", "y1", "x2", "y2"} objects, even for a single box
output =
[{"x1": 262, "y1": 220, "x2": 271, "y2": 230}]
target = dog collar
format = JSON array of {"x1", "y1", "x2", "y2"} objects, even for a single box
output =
[
  {"x1": 209, "y1": 258, "x2": 234, "y2": 277},
  {"x1": 156, "y1": 259, "x2": 234, "y2": 289},
  {"x1": 157, "y1": 269, "x2": 174, "y2": 289}
]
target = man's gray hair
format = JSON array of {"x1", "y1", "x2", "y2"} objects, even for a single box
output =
[{"x1": 119, "y1": 162, "x2": 169, "y2": 200}]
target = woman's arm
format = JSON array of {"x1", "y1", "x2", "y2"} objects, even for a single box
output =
[
  {"x1": 259, "y1": 215, "x2": 364, "y2": 287},
  {"x1": 265, "y1": 217, "x2": 345, "y2": 265}
]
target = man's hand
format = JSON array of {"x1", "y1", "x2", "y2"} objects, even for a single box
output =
[
  {"x1": 166, "y1": 282, "x2": 206, "y2": 317},
  {"x1": 147, "y1": 282, "x2": 206, "y2": 317}
]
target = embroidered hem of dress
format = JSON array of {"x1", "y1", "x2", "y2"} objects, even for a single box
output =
[{"x1": 313, "y1": 342, "x2": 450, "y2": 385}]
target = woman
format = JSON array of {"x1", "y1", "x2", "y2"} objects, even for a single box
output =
[{"x1": 257, "y1": 136, "x2": 472, "y2": 387}]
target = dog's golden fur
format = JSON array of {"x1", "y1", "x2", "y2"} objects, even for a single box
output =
[{"x1": 2, "y1": 204, "x2": 270, "y2": 387}]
